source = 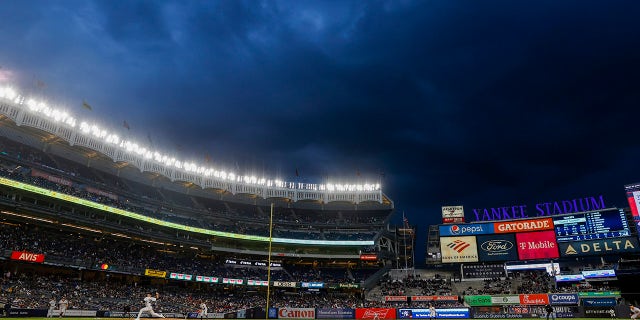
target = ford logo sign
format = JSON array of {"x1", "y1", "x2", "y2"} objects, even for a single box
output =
[{"x1": 480, "y1": 240, "x2": 513, "y2": 252}]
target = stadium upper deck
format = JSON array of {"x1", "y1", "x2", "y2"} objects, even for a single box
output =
[
  {"x1": 0, "y1": 85, "x2": 394, "y2": 258},
  {"x1": 0, "y1": 85, "x2": 393, "y2": 206}
]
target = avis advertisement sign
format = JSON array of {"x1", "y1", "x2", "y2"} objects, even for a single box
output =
[
  {"x1": 558, "y1": 237, "x2": 640, "y2": 257},
  {"x1": 277, "y1": 308, "x2": 315, "y2": 319},
  {"x1": 440, "y1": 236, "x2": 478, "y2": 263},
  {"x1": 549, "y1": 294, "x2": 579, "y2": 305},
  {"x1": 515, "y1": 231, "x2": 559, "y2": 260},
  {"x1": 439, "y1": 223, "x2": 494, "y2": 236},
  {"x1": 355, "y1": 308, "x2": 396, "y2": 319},
  {"x1": 10, "y1": 251, "x2": 45, "y2": 263}
]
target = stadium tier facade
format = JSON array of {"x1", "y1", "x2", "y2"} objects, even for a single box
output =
[{"x1": 0, "y1": 85, "x2": 403, "y2": 299}]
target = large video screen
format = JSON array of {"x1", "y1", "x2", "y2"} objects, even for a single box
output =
[{"x1": 553, "y1": 209, "x2": 629, "y2": 242}]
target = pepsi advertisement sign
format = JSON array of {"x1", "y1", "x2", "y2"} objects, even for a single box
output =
[
  {"x1": 439, "y1": 223, "x2": 495, "y2": 236},
  {"x1": 398, "y1": 308, "x2": 470, "y2": 319},
  {"x1": 477, "y1": 234, "x2": 518, "y2": 262},
  {"x1": 549, "y1": 293, "x2": 579, "y2": 305}
]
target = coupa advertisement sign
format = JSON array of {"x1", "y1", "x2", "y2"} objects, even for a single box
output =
[
  {"x1": 549, "y1": 293, "x2": 579, "y2": 305},
  {"x1": 476, "y1": 234, "x2": 518, "y2": 262},
  {"x1": 440, "y1": 236, "x2": 478, "y2": 263},
  {"x1": 398, "y1": 308, "x2": 470, "y2": 319},
  {"x1": 439, "y1": 223, "x2": 494, "y2": 236},
  {"x1": 316, "y1": 308, "x2": 355, "y2": 319}
]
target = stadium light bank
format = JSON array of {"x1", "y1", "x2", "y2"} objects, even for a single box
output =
[{"x1": 0, "y1": 85, "x2": 381, "y2": 197}]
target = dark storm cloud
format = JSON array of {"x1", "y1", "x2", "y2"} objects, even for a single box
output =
[{"x1": 1, "y1": 0, "x2": 640, "y2": 262}]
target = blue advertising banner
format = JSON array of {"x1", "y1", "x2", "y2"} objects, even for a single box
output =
[
  {"x1": 548, "y1": 293, "x2": 579, "y2": 305},
  {"x1": 398, "y1": 308, "x2": 470, "y2": 319},
  {"x1": 316, "y1": 308, "x2": 355, "y2": 319},
  {"x1": 558, "y1": 237, "x2": 640, "y2": 257},
  {"x1": 476, "y1": 234, "x2": 518, "y2": 262},
  {"x1": 300, "y1": 282, "x2": 324, "y2": 288},
  {"x1": 268, "y1": 308, "x2": 278, "y2": 319},
  {"x1": 439, "y1": 223, "x2": 495, "y2": 236},
  {"x1": 581, "y1": 298, "x2": 617, "y2": 307}
]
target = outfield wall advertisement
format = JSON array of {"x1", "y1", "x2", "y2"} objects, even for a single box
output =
[{"x1": 398, "y1": 308, "x2": 470, "y2": 319}]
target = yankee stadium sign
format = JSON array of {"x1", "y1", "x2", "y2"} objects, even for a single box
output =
[{"x1": 471, "y1": 195, "x2": 606, "y2": 222}]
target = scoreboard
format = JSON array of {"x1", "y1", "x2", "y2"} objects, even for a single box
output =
[{"x1": 553, "y1": 209, "x2": 629, "y2": 242}]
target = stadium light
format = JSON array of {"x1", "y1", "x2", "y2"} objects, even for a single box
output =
[{"x1": 0, "y1": 83, "x2": 384, "y2": 196}]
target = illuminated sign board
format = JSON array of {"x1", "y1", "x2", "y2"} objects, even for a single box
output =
[
  {"x1": 359, "y1": 254, "x2": 377, "y2": 261},
  {"x1": 398, "y1": 308, "x2": 470, "y2": 319},
  {"x1": 222, "y1": 278, "x2": 244, "y2": 285},
  {"x1": 625, "y1": 183, "x2": 640, "y2": 230},
  {"x1": 0, "y1": 177, "x2": 374, "y2": 246},
  {"x1": 582, "y1": 269, "x2": 615, "y2": 278},
  {"x1": 558, "y1": 237, "x2": 640, "y2": 257},
  {"x1": 516, "y1": 231, "x2": 559, "y2": 260},
  {"x1": 548, "y1": 293, "x2": 579, "y2": 305},
  {"x1": 195, "y1": 276, "x2": 219, "y2": 283},
  {"x1": 440, "y1": 236, "x2": 478, "y2": 263},
  {"x1": 471, "y1": 195, "x2": 607, "y2": 222},
  {"x1": 464, "y1": 295, "x2": 492, "y2": 306},
  {"x1": 442, "y1": 206, "x2": 465, "y2": 224},
  {"x1": 439, "y1": 223, "x2": 494, "y2": 236},
  {"x1": 555, "y1": 274, "x2": 584, "y2": 282},
  {"x1": 553, "y1": 209, "x2": 630, "y2": 242},
  {"x1": 301, "y1": 282, "x2": 324, "y2": 288},
  {"x1": 247, "y1": 280, "x2": 269, "y2": 286},
  {"x1": 10, "y1": 251, "x2": 45, "y2": 263},
  {"x1": 462, "y1": 263, "x2": 505, "y2": 279},
  {"x1": 169, "y1": 273, "x2": 192, "y2": 281},
  {"x1": 144, "y1": 269, "x2": 167, "y2": 278},
  {"x1": 476, "y1": 234, "x2": 518, "y2": 262},
  {"x1": 519, "y1": 294, "x2": 549, "y2": 305},
  {"x1": 495, "y1": 218, "x2": 554, "y2": 234}
]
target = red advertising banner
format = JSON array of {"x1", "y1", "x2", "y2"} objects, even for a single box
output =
[
  {"x1": 360, "y1": 254, "x2": 378, "y2": 261},
  {"x1": 519, "y1": 294, "x2": 550, "y2": 305},
  {"x1": 516, "y1": 231, "x2": 559, "y2": 260},
  {"x1": 494, "y1": 218, "x2": 554, "y2": 234},
  {"x1": 412, "y1": 295, "x2": 459, "y2": 301},
  {"x1": 31, "y1": 169, "x2": 73, "y2": 187},
  {"x1": 355, "y1": 308, "x2": 396, "y2": 319},
  {"x1": 85, "y1": 186, "x2": 118, "y2": 201},
  {"x1": 384, "y1": 296, "x2": 408, "y2": 302},
  {"x1": 10, "y1": 251, "x2": 45, "y2": 263}
]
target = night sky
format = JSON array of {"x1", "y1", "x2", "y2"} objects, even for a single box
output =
[{"x1": 2, "y1": 1, "x2": 640, "y2": 261}]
